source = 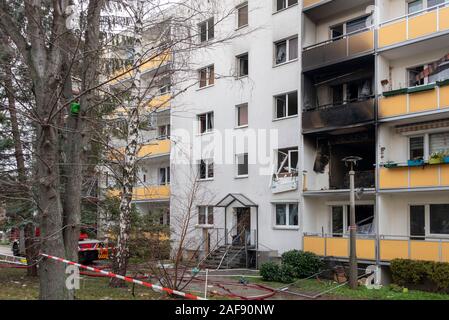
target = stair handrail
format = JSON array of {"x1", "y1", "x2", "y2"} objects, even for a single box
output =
[{"x1": 218, "y1": 228, "x2": 247, "y2": 270}]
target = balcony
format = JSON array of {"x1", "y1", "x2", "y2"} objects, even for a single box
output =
[
  {"x1": 302, "y1": 98, "x2": 375, "y2": 133},
  {"x1": 271, "y1": 173, "x2": 299, "y2": 194},
  {"x1": 378, "y1": 3, "x2": 449, "y2": 49},
  {"x1": 108, "y1": 185, "x2": 170, "y2": 202},
  {"x1": 379, "y1": 81, "x2": 449, "y2": 120},
  {"x1": 304, "y1": 234, "x2": 449, "y2": 263},
  {"x1": 303, "y1": 0, "x2": 373, "y2": 21},
  {"x1": 303, "y1": 28, "x2": 374, "y2": 71},
  {"x1": 379, "y1": 163, "x2": 449, "y2": 190},
  {"x1": 148, "y1": 94, "x2": 171, "y2": 111}
]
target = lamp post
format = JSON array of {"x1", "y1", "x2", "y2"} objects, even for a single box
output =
[{"x1": 342, "y1": 156, "x2": 362, "y2": 289}]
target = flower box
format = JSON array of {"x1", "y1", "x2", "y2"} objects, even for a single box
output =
[
  {"x1": 408, "y1": 159, "x2": 424, "y2": 167},
  {"x1": 444, "y1": 156, "x2": 449, "y2": 164}
]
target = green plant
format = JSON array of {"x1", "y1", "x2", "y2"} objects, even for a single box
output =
[
  {"x1": 428, "y1": 262, "x2": 449, "y2": 290},
  {"x1": 429, "y1": 151, "x2": 445, "y2": 164},
  {"x1": 260, "y1": 262, "x2": 280, "y2": 282},
  {"x1": 277, "y1": 264, "x2": 295, "y2": 283},
  {"x1": 281, "y1": 250, "x2": 323, "y2": 278},
  {"x1": 391, "y1": 259, "x2": 449, "y2": 291}
]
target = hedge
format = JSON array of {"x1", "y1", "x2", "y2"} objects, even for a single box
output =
[{"x1": 391, "y1": 259, "x2": 449, "y2": 291}]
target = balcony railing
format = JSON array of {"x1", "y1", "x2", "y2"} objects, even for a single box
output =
[
  {"x1": 378, "y1": 2, "x2": 449, "y2": 48},
  {"x1": 304, "y1": 233, "x2": 449, "y2": 263},
  {"x1": 379, "y1": 81, "x2": 449, "y2": 119},
  {"x1": 302, "y1": 97, "x2": 375, "y2": 133},
  {"x1": 302, "y1": 27, "x2": 374, "y2": 70},
  {"x1": 108, "y1": 185, "x2": 170, "y2": 202},
  {"x1": 379, "y1": 162, "x2": 449, "y2": 190}
]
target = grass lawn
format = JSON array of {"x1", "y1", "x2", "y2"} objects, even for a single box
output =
[
  {"x1": 0, "y1": 268, "x2": 164, "y2": 300},
  {"x1": 247, "y1": 276, "x2": 449, "y2": 300}
]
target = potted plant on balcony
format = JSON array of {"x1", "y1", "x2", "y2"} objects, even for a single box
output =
[
  {"x1": 429, "y1": 152, "x2": 444, "y2": 165},
  {"x1": 443, "y1": 151, "x2": 449, "y2": 164},
  {"x1": 408, "y1": 157, "x2": 424, "y2": 167}
]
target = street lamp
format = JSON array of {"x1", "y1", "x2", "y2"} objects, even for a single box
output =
[{"x1": 342, "y1": 156, "x2": 362, "y2": 289}]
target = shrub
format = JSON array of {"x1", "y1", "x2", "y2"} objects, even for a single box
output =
[
  {"x1": 260, "y1": 262, "x2": 280, "y2": 282},
  {"x1": 277, "y1": 264, "x2": 295, "y2": 284},
  {"x1": 281, "y1": 250, "x2": 323, "y2": 278},
  {"x1": 391, "y1": 259, "x2": 449, "y2": 291},
  {"x1": 428, "y1": 262, "x2": 449, "y2": 290}
]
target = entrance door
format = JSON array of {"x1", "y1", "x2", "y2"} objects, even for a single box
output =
[{"x1": 235, "y1": 208, "x2": 251, "y2": 246}]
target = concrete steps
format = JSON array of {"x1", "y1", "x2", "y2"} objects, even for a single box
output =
[{"x1": 201, "y1": 246, "x2": 247, "y2": 269}]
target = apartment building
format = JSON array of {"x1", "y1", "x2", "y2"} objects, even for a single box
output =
[{"x1": 302, "y1": 0, "x2": 449, "y2": 272}]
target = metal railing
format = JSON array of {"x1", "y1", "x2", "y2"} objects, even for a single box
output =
[{"x1": 303, "y1": 26, "x2": 374, "y2": 52}]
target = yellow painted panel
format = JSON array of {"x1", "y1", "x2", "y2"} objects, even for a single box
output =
[
  {"x1": 138, "y1": 139, "x2": 171, "y2": 158},
  {"x1": 326, "y1": 238, "x2": 348, "y2": 258},
  {"x1": 380, "y1": 240, "x2": 409, "y2": 261},
  {"x1": 356, "y1": 239, "x2": 376, "y2": 260},
  {"x1": 440, "y1": 85, "x2": 449, "y2": 109},
  {"x1": 442, "y1": 243, "x2": 449, "y2": 263},
  {"x1": 303, "y1": 0, "x2": 322, "y2": 8},
  {"x1": 348, "y1": 30, "x2": 374, "y2": 55},
  {"x1": 303, "y1": 237, "x2": 325, "y2": 256},
  {"x1": 378, "y1": 20, "x2": 407, "y2": 48},
  {"x1": 149, "y1": 94, "x2": 171, "y2": 111},
  {"x1": 133, "y1": 185, "x2": 170, "y2": 201},
  {"x1": 439, "y1": 6, "x2": 449, "y2": 31},
  {"x1": 409, "y1": 89, "x2": 438, "y2": 113},
  {"x1": 410, "y1": 241, "x2": 440, "y2": 262},
  {"x1": 408, "y1": 11, "x2": 438, "y2": 40},
  {"x1": 378, "y1": 95, "x2": 408, "y2": 118},
  {"x1": 410, "y1": 165, "x2": 439, "y2": 187},
  {"x1": 441, "y1": 164, "x2": 449, "y2": 186},
  {"x1": 379, "y1": 167, "x2": 409, "y2": 189}
]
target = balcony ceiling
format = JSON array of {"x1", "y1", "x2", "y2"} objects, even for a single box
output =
[{"x1": 304, "y1": 0, "x2": 373, "y2": 22}]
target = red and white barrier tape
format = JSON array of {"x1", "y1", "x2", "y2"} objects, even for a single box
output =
[{"x1": 40, "y1": 253, "x2": 206, "y2": 300}]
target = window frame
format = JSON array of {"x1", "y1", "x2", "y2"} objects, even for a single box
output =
[
  {"x1": 235, "y1": 153, "x2": 249, "y2": 178},
  {"x1": 159, "y1": 166, "x2": 170, "y2": 185},
  {"x1": 158, "y1": 124, "x2": 171, "y2": 139},
  {"x1": 198, "y1": 206, "x2": 214, "y2": 226},
  {"x1": 198, "y1": 64, "x2": 215, "y2": 89},
  {"x1": 236, "y1": 2, "x2": 249, "y2": 29},
  {"x1": 235, "y1": 103, "x2": 249, "y2": 128},
  {"x1": 198, "y1": 17, "x2": 214, "y2": 43},
  {"x1": 329, "y1": 203, "x2": 376, "y2": 236},
  {"x1": 274, "y1": 36, "x2": 298, "y2": 66},
  {"x1": 408, "y1": 203, "x2": 449, "y2": 238},
  {"x1": 407, "y1": 130, "x2": 449, "y2": 161},
  {"x1": 274, "y1": 0, "x2": 298, "y2": 12},
  {"x1": 197, "y1": 111, "x2": 214, "y2": 134},
  {"x1": 273, "y1": 203, "x2": 299, "y2": 228},
  {"x1": 198, "y1": 159, "x2": 214, "y2": 181},
  {"x1": 236, "y1": 53, "x2": 249, "y2": 78},
  {"x1": 274, "y1": 91, "x2": 298, "y2": 120},
  {"x1": 276, "y1": 147, "x2": 299, "y2": 174}
]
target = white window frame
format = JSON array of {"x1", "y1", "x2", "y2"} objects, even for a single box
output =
[
  {"x1": 408, "y1": 204, "x2": 449, "y2": 238},
  {"x1": 198, "y1": 17, "x2": 214, "y2": 43},
  {"x1": 235, "y1": 153, "x2": 249, "y2": 178},
  {"x1": 274, "y1": 91, "x2": 298, "y2": 120},
  {"x1": 198, "y1": 65, "x2": 215, "y2": 89},
  {"x1": 328, "y1": 201, "x2": 376, "y2": 236},
  {"x1": 158, "y1": 124, "x2": 170, "y2": 139},
  {"x1": 159, "y1": 167, "x2": 170, "y2": 185},
  {"x1": 235, "y1": 103, "x2": 249, "y2": 128},
  {"x1": 198, "y1": 159, "x2": 214, "y2": 181},
  {"x1": 236, "y1": 53, "x2": 249, "y2": 78},
  {"x1": 236, "y1": 2, "x2": 249, "y2": 29},
  {"x1": 276, "y1": 148, "x2": 299, "y2": 174},
  {"x1": 197, "y1": 111, "x2": 214, "y2": 134},
  {"x1": 198, "y1": 206, "x2": 214, "y2": 226},
  {"x1": 273, "y1": 203, "x2": 299, "y2": 229},
  {"x1": 407, "y1": 130, "x2": 449, "y2": 161},
  {"x1": 274, "y1": 0, "x2": 298, "y2": 12},
  {"x1": 274, "y1": 36, "x2": 298, "y2": 66}
]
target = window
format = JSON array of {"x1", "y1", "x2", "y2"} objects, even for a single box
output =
[
  {"x1": 198, "y1": 206, "x2": 214, "y2": 225},
  {"x1": 198, "y1": 112, "x2": 214, "y2": 134},
  {"x1": 430, "y1": 204, "x2": 449, "y2": 235},
  {"x1": 199, "y1": 17, "x2": 214, "y2": 43},
  {"x1": 330, "y1": 24, "x2": 344, "y2": 39},
  {"x1": 332, "y1": 206, "x2": 344, "y2": 236},
  {"x1": 346, "y1": 16, "x2": 368, "y2": 33},
  {"x1": 199, "y1": 159, "x2": 214, "y2": 180},
  {"x1": 408, "y1": 0, "x2": 423, "y2": 14},
  {"x1": 237, "y1": 3, "x2": 248, "y2": 28},
  {"x1": 236, "y1": 103, "x2": 248, "y2": 127},
  {"x1": 199, "y1": 65, "x2": 215, "y2": 88},
  {"x1": 428, "y1": 0, "x2": 446, "y2": 7},
  {"x1": 430, "y1": 132, "x2": 449, "y2": 155},
  {"x1": 409, "y1": 136, "x2": 425, "y2": 160},
  {"x1": 329, "y1": 15, "x2": 371, "y2": 40},
  {"x1": 410, "y1": 205, "x2": 425, "y2": 239},
  {"x1": 331, "y1": 205, "x2": 375, "y2": 235},
  {"x1": 276, "y1": 0, "x2": 298, "y2": 12},
  {"x1": 236, "y1": 53, "x2": 249, "y2": 77},
  {"x1": 158, "y1": 124, "x2": 170, "y2": 139},
  {"x1": 276, "y1": 148, "x2": 298, "y2": 174},
  {"x1": 275, "y1": 203, "x2": 299, "y2": 227},
  {"x1": 274, "y1": 36, "x2": 298, "y2": 65},
  {"x1": 410, "y1": 204, "x2": 449, "y2": 238},
  {"x1": 274, "y1": 91, "x2": 298, "y2": 119},
  {"x1": 236, "y1": 153, "x2": 249, "y2": 177},
  {"x1": 159, "y1": 167, "x2": 170, "y2": 185},
  {"x1": 408, "y1": 65, "x2": 426, "y2": 86}
]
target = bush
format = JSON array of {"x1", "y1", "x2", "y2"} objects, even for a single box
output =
[
  {"x1": 391, "y1": 259, "x2": 449, "y2": 291},
  {"x1": 281, "y1": 250, "x2": 323, "y2": 278},
  {"x1": 277, "y1": 264, "x2": 295, "y2": 283},
  {"x1": 260, "y1": 262, "x2": 280, "y2": 282}
]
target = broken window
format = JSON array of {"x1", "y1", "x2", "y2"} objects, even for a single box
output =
[
  {"x1": 275, "y1": 36, "x2": 298, "y2": 65},
  {"x1": 199, "y1": 159, "x2": 214, "y2": 180},
  {"x1": 237, "y1": 3, "x2": 248, "y2": 28},
  {"x1": 275, "y1": 203, "x2": 298, "y2": 226},
  {"x1": 277, "y1": 148, "x2": 298, "y2": 175},
  {"x1": 237, "y1": 53, "x2": 249, "y2": 77},
  {"x1": 313, "y1": 139, "x2": 330, "y2": 173},
  {"x1": 331, "y1": 205, "x2": 374, "y2": 235},
  {"x1": 199, "y1": 18, "x2": 214, "y2": 43},
  {"x1": 198, "y1": 112, "x2": 214, "y2": 134},
  {"x1": 199, "y1": 65, "x2": 214, "y2": 88},
  {"x1": 274, "y1": 92, "x2": 298, "y2": 119},
  {"x1": 198, "y1": 206, "x2": 214, "y2": 225}
]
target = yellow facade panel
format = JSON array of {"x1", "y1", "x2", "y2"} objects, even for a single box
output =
[
  {"x1": 379, "y1": 167, "x2": 409, "y2": 189},
  {"x1": 441, "y1": 164, "x2": 449, "y2": 186},
  {"x1": 303, "y1": 236, "x2": 325, "y2": 256},
  {"x1": 303, "y1": 0, "x2": 322, "y2": 8},
  {"x1": 357, "y1": 239, "x2": 376, "y2": 260},
  {"x1": 440, "y1": 85, "x2": 449, "y2": 109},
  {"x1": 326, "y1": 238, "x2": 348, "y2": 258},
  {"x1": 380, "y1": 240, "x2": 409, "y2": 261},
  {"x1": 442, "y1": 243, "x2": 449, "y2": 263},
  {"x1": 378, "y1": 21, "x2": 407, "y2": 48},
  {"x1": 149, "y1": 94, "x2": 171, "y2": 111},
  {"x1": 379, "y1": 95, "x2": 408, "y2": 118},
  {"x1": 408, "y1": 11, "x2": 438, "y2": 40},
  {"x1": 439, "y1": 7, "x2": 449, "y2": 31},
  {"x1": 410, "y1": 165, "x2": 439, "y2": 187},
  {"x1": 133, "y1": 185, "x2": 170, "y2": 201},
  {"x1": 137, "y1": 139, "x2": 171, "y2": 158},
  {"x1": 409, "y1": 89, "x2": 438, "y2": 113},
  {"x1": 348, "y1": 30, "x2": 374, "y2": 55},
  {"x1": 410, "y1": 241, "x2": 440, "y2": 262}
]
